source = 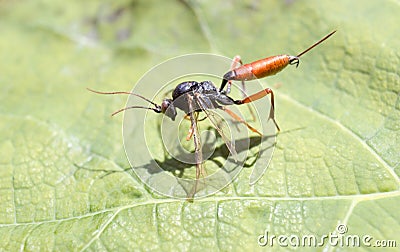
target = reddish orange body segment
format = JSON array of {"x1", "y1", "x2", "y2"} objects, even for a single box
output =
[
  {"x1": 220, "y1": 30, "x2": 336, "y2": 92},
  {"x1": 231, "y1": 55, "x2": 290, "y2": 81}
]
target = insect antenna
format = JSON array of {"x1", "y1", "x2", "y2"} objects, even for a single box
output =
[
  {"x1": 87, "y1": 88, "x2": 159, "y2": 106},
  {"x1": 87, "y1": 88, "x2": 162, "y2": 116},
  {"x1": 111, "y1": 105, "x2": 161, "y2": 116}
]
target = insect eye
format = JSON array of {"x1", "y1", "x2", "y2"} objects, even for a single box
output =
[
  {"x1": 161, "y1": 99, "x2": 177, "y2": 120},
  {"x1": 161, "y1": 99, "x2": 171, "y2": 112}
]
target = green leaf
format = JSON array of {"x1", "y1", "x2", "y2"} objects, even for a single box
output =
[{"x1": 0, "y1": 0, "x2": 399, "y2": 251}]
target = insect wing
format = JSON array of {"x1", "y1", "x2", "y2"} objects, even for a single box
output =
[
  {"x1": 186, "y1": 96, "x2": 205, "y2": 200},
  {"x1": 195, "y1": 95, "x2": 238, "y2": 161}
]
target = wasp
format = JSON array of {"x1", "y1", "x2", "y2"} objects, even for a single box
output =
[
  {"x1": 88, "y1": 30, "x2": 336, "y2": 200},
  {"x1": 88, "y1": 80, "x2": 265, "y2": 199}
]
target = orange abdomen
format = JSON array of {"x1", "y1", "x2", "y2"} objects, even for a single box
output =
[{"x1": 234, "y1": 55, "x2": 290, "y2": 80}]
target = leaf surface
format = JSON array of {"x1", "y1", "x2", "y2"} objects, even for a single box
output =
[{"x1": 0, "y1": 0, "x2": 399, "y2": 251}]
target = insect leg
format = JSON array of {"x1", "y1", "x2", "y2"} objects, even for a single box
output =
[
  {"x1": 220, "y1": 55, "x2": 243, "y2": 92},
  {"x1": 196, "y1": 95, "x2": 238, "y2": 161},
  {"x1": 224, "y1": 55, "x2": 243, "y2": 95},
  {"x1": 185, "y1": 113, "x2": 208, "y2": 141},
  {"x1": 185, "y1": 112, "x2": 197, "y2": 141},
  {"x1": 187, "y1": 96, "x2": 205, "y2": 200},
  {"x1": 234, "y1": 88, "x2": 280, "y2": 131},
  {"x1": 221, "y1": 107, "x2": 262, "y2": 136},
  {"x1": 223, "y1": 57, "x2": 257, "y2": 121}
]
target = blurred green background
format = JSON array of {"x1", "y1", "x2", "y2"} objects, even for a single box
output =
[{"x1": 0, "y1": 0, "x2": 399, "y2": 251}]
